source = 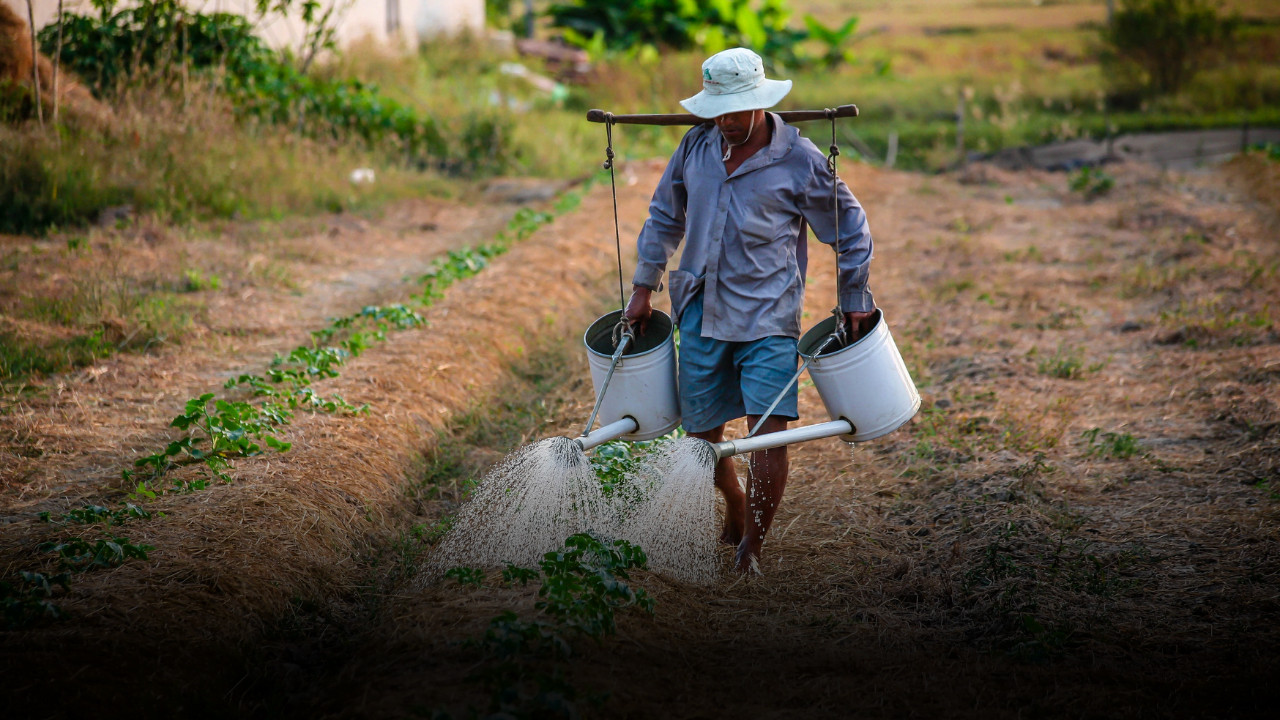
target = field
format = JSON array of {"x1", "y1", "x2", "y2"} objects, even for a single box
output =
[
  {"x1": 3, "y1": 146, "x2": 1279, "y2": 715},
  {"x1": 3, "y1": 0, "x2": 1280, "y2": 717}
]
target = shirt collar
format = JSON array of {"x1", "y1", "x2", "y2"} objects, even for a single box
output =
[{"x1": 708, "y1": 112, "x2": 793, "y2": 179}]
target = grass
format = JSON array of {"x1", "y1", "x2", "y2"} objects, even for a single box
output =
[
  {"x1": 1081, "y1": 427, "x2": 1144, "y2": 459},
  {"x1": 0, "y1": 238, "x2": 207, "y2": 387},
  {"x1": 1035, "y1": 343, "x2": 1104, "y2": 379},
  {"x1": 0, "y1": 85, "x2": 446, "y2": 235},
  {"x1": 0, "y1": 330, "x2": 114, "y2": 383}
]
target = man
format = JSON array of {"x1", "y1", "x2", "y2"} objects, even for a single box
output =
[{"x1": 624, "y1": 48, "x2": 876, "y2": 574}]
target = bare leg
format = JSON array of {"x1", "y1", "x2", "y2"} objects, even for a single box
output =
[
  {"x1": 735, "y1": 415, "x2": 789, "y2": 574},
  {"x1": 688, "y1": 424, "x2": 744, "y2": 545}
]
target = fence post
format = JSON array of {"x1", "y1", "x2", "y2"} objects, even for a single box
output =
[
  {"x1": 956, "y1": 93, "x2": 966, "y2": 168},
  {"x1": 886, "y1": 130, "x2": 898, "y2": 169}
]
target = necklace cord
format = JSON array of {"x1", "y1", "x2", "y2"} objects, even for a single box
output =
[{"x1": 721, "y1": 112, "x2": 757, "y2": 162}]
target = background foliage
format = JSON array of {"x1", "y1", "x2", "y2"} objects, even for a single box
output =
[
  {"x1": 547, "y1": 0, "x2": 857, "y2": 68},
  {"x1": 1101, "y1": 0, "x2": 1240, "y2": 96}
]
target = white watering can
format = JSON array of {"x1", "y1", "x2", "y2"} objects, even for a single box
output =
[
  {"x1": 708, "y1": 309, "x2": 920, "y2": 459},
  {"x1": 575, "y1": 309, "x2": 681, "y2": 451}
]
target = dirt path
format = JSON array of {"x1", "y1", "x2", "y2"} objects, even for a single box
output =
[
  {"x1": 3, "y1": 158, "x2": 1278, "y2": 718},
  {"x1": 1, "y1": 194, "x2": 513, "y2": 508}
]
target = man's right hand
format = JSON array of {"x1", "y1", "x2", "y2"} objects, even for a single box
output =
[{"x1": 624, "y1": 286, "x2": 653, "y2": 336}]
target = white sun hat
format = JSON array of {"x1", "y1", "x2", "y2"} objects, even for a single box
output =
[{"x1": 679, "y1": 48, "x2": 793, "y2": 119}]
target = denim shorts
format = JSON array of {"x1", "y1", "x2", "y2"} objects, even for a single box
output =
[{"x1": 677, "y1": 292, "x2": 799, "y2": 434}]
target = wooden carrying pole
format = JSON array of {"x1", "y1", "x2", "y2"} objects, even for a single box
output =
[{"x1": 587, "y1": 104, "x2": 858, "y2": 126}]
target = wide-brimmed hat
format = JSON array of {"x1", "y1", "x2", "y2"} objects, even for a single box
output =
[{"x1": 679, "y1": 48, "x2": 792, "y2": 119}]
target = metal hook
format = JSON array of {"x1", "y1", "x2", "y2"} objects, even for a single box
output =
[{"x1": 603, "y1": 113, "x2": 615, "y2": 170}]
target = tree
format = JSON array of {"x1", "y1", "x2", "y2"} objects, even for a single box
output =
[{"x1": 1102, "y1": 0, "x2": 1237, "y2": 96}]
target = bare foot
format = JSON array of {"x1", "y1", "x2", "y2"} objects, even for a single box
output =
[{"x1": 733, "y1": 540, "x2": 763, "y2": 575}]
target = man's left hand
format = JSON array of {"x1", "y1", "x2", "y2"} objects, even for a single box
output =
[{"x1": 844, "y1": 309, "x2": 877, "y2": 343}]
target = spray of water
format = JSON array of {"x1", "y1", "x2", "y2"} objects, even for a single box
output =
[
  {"x1": 618, "y1": 438, "x2": 721, "y2": 585},
  {"x1": 425, "y1": 437, "x2": 616, "y2": 578}
]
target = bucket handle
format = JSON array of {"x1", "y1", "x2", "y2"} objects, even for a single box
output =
[
  {"x1": 581, "y1": 324, "x2": 634, "y2": 438},
  {"x1": 744, "y1": 330, "x2": 841, "y2": 439}
]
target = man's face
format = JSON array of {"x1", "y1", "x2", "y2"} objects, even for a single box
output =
[{"x1": 715, "y1": 110, "x2": 759, "y2": 145}]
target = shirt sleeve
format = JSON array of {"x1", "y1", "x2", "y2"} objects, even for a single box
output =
[
  {"x1": 797, "y1": 142, "x2": 875, "y2": 313},
  {"x1": 631, "y1": 128, "x2": 695, "y2": 291}
]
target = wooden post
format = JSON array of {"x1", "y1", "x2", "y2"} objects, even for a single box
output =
[
  {"x1": 886, "y1": 130, "x2": 898, "y2": 169},
  {"x1": 1102, "y1": 94, "x2": 1111, "y2": 158},
  {"x1": 956, "y1": 92, "x2": 966, "y2": 168},
  {"x1": 25, "y1": 0, "x2": 43, "y2": 126}
]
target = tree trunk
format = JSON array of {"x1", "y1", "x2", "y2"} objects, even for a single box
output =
[
  {"x1": 53, "y1": 0, "x2": 63, "y2": 122},
  {"x1": 25, "y1": 0, "x2": 43, "y2": 126}
]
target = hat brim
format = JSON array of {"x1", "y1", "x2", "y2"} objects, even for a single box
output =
[{"x1": 679, "y1": 78, "x2": 792, "y2": 119}]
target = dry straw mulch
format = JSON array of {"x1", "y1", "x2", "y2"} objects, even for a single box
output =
[{"x1": 0, "y1": 165, "x2": 660, "y2": 714}]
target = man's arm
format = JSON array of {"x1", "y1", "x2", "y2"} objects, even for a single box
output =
[
  {"x1": 798, "y1": 150, "x2": 876, "y2": 340},
  {"x1": 626, "y1": 131, "x2": 694, "y2": 334}
]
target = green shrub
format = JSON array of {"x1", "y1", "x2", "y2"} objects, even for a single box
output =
[
  {"x1": 1101, "y1": 0, "x2": 1238, "y2": 96},
  {"x1": 39, "y1": 1, "x2": 447, "y2": 162},
  {"x1": 547, "y1": 0, "x2": 809, "y2": 64},
  {"x1": 38, "y1": 1, "x2": 262, "y2": 96}
]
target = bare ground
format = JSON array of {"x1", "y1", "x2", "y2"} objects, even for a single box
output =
[{"x1": 3, "y1": 158, "x2": 1279, "y2": 718}]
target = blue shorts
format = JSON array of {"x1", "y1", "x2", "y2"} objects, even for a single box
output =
[{"x1": 677, "y1": 292, "x2": 799, "y2": 434}]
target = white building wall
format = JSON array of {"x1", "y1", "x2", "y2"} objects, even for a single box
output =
[
  {"x1": 2, "y1": 0, "x2": 482, "y2": 51},
  {"x1": 417, "y1": 0, "x2": 483, "y2": 38}
]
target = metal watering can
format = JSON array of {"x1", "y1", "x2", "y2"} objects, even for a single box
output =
[
  {"x1": 574, "y1": 308, "x2": 919, "y2": 457},
  {"x1": 706, "y1": 309, "x2": 920, "y2": 459},
  {"x1": 575, "y1": 310, "x2": 681, "y2": 451}
]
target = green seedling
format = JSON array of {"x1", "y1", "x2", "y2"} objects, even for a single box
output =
[
  {"x1": 535, "y1": 534, "x2": 653, "y2": 639},
  {"x1": 445, "y1": 566, "x2": 486, "y2": 587},
  {"x1": 126, "y1": 393, "x2": 292, "y2": 486},
  {"x1": 412, "y1": 519, "x2": 453, "y2": 545},
  {"x1": 39, "y1": 503, "x2": 154, "y2": 525},
  {"x1": 460, "y1": 533, "x2": 653, "y2": 719},
  {"x1": 1, "y1": 571, "x2": 71, "y2": 628},
  {"x1": 503, "y1": 564, "x2": 540, "y2": 587},
  {"x1": 589, "y1": 430, "x2": 684, "y2": 499},
  {"x1": 41, "y1": 535, "x2": 153, "y2": 572}
]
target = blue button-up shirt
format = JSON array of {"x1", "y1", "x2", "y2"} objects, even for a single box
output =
[{"x1": 632, "y1": 113, "x2": 874, "y2": 342}]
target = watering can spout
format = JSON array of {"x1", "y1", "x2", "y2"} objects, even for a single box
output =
[
  {"x1": 711, "y1": 419, "x2": 855, "y2": 460},
  {"x1": 573, "y1": 416, "x2": 640, "y2": 452}
]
